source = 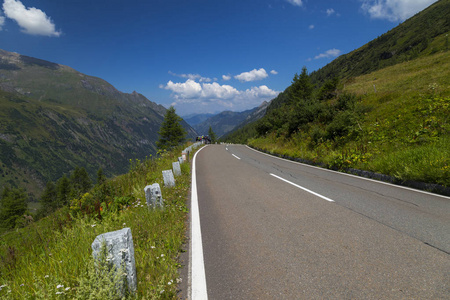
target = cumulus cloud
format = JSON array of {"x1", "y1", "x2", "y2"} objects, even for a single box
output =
[
  {"x1": 168, "y1": 71, "x2": 212, "y2": 82},
  {"x1": 360, "y1": 0, "x2": 438, "y2": 22},
  {"x1": 234, "y1": 68, "x2": 268, "y2": 82},
  {"x1": 161, "y1": 79, "x2": 279, "y2": 114},
  {"x1": 286, "y1": 0, "x2": 303, "y2": 7},
  {"x1": 326, "y1": 8, "x2": 335, "y2": 16},
  {"x1": 222, "y1": 75, "x2": 231, "y2": 81},
  {"x1": 2, "y1": 0, "x2": 61, "y2": 36},
  {"x1": 270, "y1": 70, "x2": 278, "y2": 75},
  {"x1": 314, "y1": 48, "x2": 341, "y2": 59},
  {"x1": 0, "y1": 15, "x2": 5, "y2": 30}
]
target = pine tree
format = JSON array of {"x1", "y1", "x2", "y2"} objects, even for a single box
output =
[
  {"x1": 0, "y1": 187, "x2": 27, "y2": 229},
  {"x1": 290, "y1": 66, "x2": 313, "y2": 102},
  {"x1": 38, "y1": 181, "x2": 58, "y2": 216},
  {"x1": 56, "y1": 174, "x2": 71, "y2": 207},
  {"x1": 208, "y1": 126, "x2": 217, "y2": 144},
  {"x1": 97, "y1": 168, "x2": 106, "y2": 185},
  {"x1": 70, "y1": 166, "x2": 92, "y2": 199},
  {"x1": 156, "y1": 106, "x2": 186, "y2": 151}
]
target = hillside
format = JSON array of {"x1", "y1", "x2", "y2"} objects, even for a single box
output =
[
  {"x1": 223, "y1": 0, "x2": 449, "y2": 188},
  {"x1": 195, "y1": 101, "x2": 269, "y2": 138},
  {"x1": 0, "y1": 49, "x2": 197, "y2": 199}
]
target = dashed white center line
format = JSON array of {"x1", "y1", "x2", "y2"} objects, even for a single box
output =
[
  {"x1": 232, "y1": 154, "x2": 241, "y2": 160},
  {"x1": 270, "y1": 173, "x2": 335, "y2": 203}
]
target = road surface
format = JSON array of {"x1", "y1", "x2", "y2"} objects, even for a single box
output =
[{"x1": 188, "y1": 144, "x2": 450, "y2": 299}]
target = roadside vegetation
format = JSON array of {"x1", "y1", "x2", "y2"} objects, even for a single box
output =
[
  {"x1": 224, "y1": 50, "x2": 449, "y2": 187},
  {"x1": 0, "y1": 144, "x2": 195, "y2": 299}
]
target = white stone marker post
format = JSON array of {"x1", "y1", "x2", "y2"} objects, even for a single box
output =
[
  {"x1": 162, "y1": 170, "x2": 175, "y2": 187},
  {"x1": 91, "y1": 228, "x2": 137, "y2": 295},
  {"x1": 144, "y1": 183, "x2": 163, "y2": 208},
  {"x1": 172, "y1": 161, "x2": 181, "y2": 176}
]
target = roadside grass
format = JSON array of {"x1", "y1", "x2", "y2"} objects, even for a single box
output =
[
  {"x1": 249, "y1": 51, "x2": 449, "y2": 187},
  {"x1": 0, "y1": 145, "x2": 195, "y2": 299}
]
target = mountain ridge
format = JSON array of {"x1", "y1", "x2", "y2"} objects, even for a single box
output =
[{"x1": 0, "y1": 49, "x2": 196, "y2": 199}]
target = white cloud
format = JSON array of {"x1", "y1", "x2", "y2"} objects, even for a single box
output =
[
  {"x1": 308, "y1": 24, "x2": 314, "y2": 29},
  {"x1": 222, "y1": 75, "x2": 231, "y2": 81},
  {"x1": 2, "y1": 0, "x2": 61, "y2": 36},
  {"x1": 234, "y1": 68, "x2": 268, "y2": 82},
  {"x1": 326, "y1": 8, "x2": 335, "y2": 16},
  {"x1": 161, "y1": 79, "x2": 279, "y2": 114},
  {"x1": 360, "y1": 0, "x2": 438, "y2": 22},
  {"x1": 314, "y1": 48, "x2": 341, "y2": 59},
  {"x1": 168, "y1": 71, "x2": 212, "y2": 82},
  {"x1": 0, "y1": 15, "x2": 5, "y2": 30},
  {"x1": 286, "y1": 0, "x2": 303, "y2": 7},
  {"x1": 270, "y1": 70, "x2": 278, "y2": 75}
]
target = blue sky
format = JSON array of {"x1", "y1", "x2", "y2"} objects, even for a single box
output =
[{"x1": 0, "y1": 0, "x2": 438, "y2": 116}]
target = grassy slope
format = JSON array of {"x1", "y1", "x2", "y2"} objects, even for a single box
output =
[
  {"x1": 249, "y1": 50, "x2": 449, "y2": 186},
  {"x1": 0, "y1": 144, "x2": 196, "y2": 299}
]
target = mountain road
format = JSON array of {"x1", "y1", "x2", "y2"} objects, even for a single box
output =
[{"x1": 189, "y1": 144, "x2": 450, "y2": 299}]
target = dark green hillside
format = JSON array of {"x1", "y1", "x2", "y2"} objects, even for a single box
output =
[
  {"x1": 223, "y1": 1, "x2": 450, "y2": 189},
  {"x1": 310, "y1": 0, "x2": 449, "y2": 85},
  {"x1": 0, "y1": 49, "x2": 197, "y2": 199}
]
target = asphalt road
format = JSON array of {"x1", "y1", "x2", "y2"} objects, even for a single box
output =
[{"x1": 190, "y1": 144, "x2": 450, "y2": 299}]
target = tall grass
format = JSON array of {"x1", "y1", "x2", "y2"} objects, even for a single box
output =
[{"x1": 0, "y1": 145, "x2": 195, "y2": 299}]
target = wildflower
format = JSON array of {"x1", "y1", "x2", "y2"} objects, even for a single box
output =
[
  {"x1": 44, "y1": 275, "x2": 49, "y2": 278},
  {"x1": 65, "y1": 287, "x2": 70, "y2": 291},
  {"x1": 20, "y1": 284, "x2": 24, "y2": 287},
  {"x1": 151, "y1": 246, "x2": 155, "y2": 249},
  {"x1": 123, "y1": 223, "x2": 126, "y2": 226},
  {"x1": 56, "y1": 284, "x2": 64, "y2": 289},
  {"x1": 160, "y1": 290, "x2": 165, "y2": 294},
  {"x1": 56, "y1": 291, "x2": 63, "y2": 295},
  {"x1": 59, "y1": 261, "x2": 62, "y2": 263},
  {"x1": 168, "y1": 281, "x2": 172, "y2": 285},
  {"x1": 91, "y1": 224, "x2": 96, "y2": 227},
  {"x1": 161, "y1": 254, "x2": 164, "y2": 257}
]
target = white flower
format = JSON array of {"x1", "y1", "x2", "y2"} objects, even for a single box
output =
[
  {"x1": 65, "y1": 287, "x2": 70, "y2": 291},
  {"x1": 56, "y1": 284, "x2": 64, "y2": 289},
  {"x1": 161, "y1": 254, "x2": 164, "y2": 257},
  {"x1": 123, "y1": 223, "x2": 126, "y2": 226},
  {"x1": 56, "y1": 291, "x2": 63, "y2": 295},
  {"x1": 44, "y1": 275, "x2": 49, "y2": 278},
  {"x1": 20, "y1": 284, "x2": 24, "y2": 287},
  {"x1": 168, "y1": 281, "x2": 172, "y2": 285},
  {"x1": 91, "y1": 224, "x2": 96, "y2": 227},
  {"x1": 160, "y1": 290, "x2": 165, "y2": 294},
  {"x1": 151, "y1": 246, "x2": 155, "y2": 249}
]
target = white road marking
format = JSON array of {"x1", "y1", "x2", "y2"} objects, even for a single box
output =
[
  {"x1": 232, "y1": 154, "x2": 241, "y2": 160},
  {"x1": 248, "y1": 146, "x2": 450, "y2": 200},
  {"x1": 270, "y1": 173, "x2": 335, "y2": 203},
  {"x1": 190, "y1": 146, "x2": 208, "y2": 300}
]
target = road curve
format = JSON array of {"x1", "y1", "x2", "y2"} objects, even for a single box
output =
[{"x1": 191, "y1": 144, "x2": 450, "y2": 299}]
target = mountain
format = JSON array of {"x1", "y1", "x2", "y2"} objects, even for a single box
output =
[
  {"x1": 222, "y1": 0, "x2": 449, "y2": 188},
  {"x1": 183, "y1": 113, "x2": 217, "y2": 127},
  {"x1": 225, "y1": 0, "x2": 450, "y2": 143},
  {"x1": 0, "y1": 49, "x2": 197, "y2": 199},
  {"x1": 194, "y1": 101, "x2": 269, "y2": 138},
  {"x1": 309, "y1": 0, "x2": 450, "y2": 86}
]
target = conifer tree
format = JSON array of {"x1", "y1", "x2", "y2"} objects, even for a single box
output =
[
  {"x1": 56, "y1": 174, "x2": 71, "y2": 207},
  {"x1": 0, "y1": 187, "x2": 27, "y2": 229},
  {"x1": 38, "y1": 181, "x2": 58, "y2": 216},
  {"x1": 208, "y1": 126, "x2": 217, "y2": 144},
  {"x1": 156, "y1": 106, "x2": 186, "y2": 151},
  {"x1": 70, "y1": 166, "x2": 92, "y2": 199}
]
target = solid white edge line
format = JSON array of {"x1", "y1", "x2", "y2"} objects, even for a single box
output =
[
  {"x1": 270, "y1": 173, "x2": 335, "y2": 203},
  {"x1": 190, "y1": 146, "x2": 208, "y2": 300},
  {"x1": 232, "y1": 154, "x2": 241, "y2": 160},
  {"x1": 247, "y1": 146, "x2": 450, "y2": 200}
]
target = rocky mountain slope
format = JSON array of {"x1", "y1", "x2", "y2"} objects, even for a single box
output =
[{"x1": 0, "y1": 49, "x2": 196, "y2": 199}]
